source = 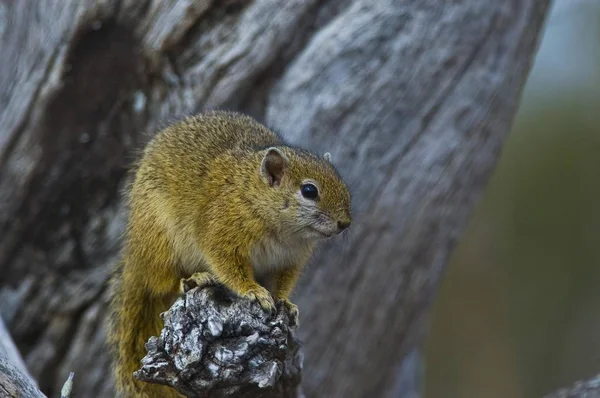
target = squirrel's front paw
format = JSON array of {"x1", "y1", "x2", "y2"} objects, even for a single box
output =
[
  {"x1": 180, "y1": 272, "x2": 217, "y2": 294},
  {"x1": 278, "y1": 299, "x2": 299, "y2": 328},
  {"x1": 244, "y1": 286, "x2": 276, "y2": 315}
]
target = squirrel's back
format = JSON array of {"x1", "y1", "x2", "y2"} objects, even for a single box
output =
[{"x1": 143, "y1": 111, "x2": 283, "y2": 182}]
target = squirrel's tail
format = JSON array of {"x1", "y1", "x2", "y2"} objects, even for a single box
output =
[{"x1": 107, "y1": 261, "x2": 181, "y2": 398}]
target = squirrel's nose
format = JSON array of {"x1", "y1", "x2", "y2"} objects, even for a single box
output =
[{"x1": 337, "y1": 220, "x2": 351, "y2": 231}]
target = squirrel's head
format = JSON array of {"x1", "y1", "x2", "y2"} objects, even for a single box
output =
[{"x1": 259, "y1": 147, "x2": 352, "y2": 240}]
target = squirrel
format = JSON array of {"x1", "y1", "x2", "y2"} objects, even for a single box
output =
[{"x1": 107, "y1": 110, "x2": 352, "y2": 398}]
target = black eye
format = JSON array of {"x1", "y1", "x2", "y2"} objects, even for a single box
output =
[{"x1": 301, "y1": 183, "x2": 319, "y2": 200}]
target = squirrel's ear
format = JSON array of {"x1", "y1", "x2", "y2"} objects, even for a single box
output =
[
  {"x1": 261, "y1": 147, "x2": 288, "y2": 187},
  {"x1": 323, "y1": 152, "x2": 332, "y2": 162}
]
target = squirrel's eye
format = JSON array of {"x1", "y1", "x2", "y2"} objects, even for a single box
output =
[{"x1": 300, "y1": 183, "x2": 319, "y2": 200}]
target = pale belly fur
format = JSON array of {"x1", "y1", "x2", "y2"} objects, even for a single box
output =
[{"x1": 174, "y1": 230, "x2": 311, "y2": 278}]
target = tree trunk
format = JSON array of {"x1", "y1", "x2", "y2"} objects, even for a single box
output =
[
  {"x1": 545, "y1": 373, "x2": 600, "y2": 398},
  {"x1": 0, "y1": 0, "x2": 549, "y2": 397}
]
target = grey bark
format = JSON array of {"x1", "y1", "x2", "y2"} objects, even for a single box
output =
[
  {"x1": 0, "y1": 354, "x2": 46, "y2": 398},
  {"x1": 0, "y1": 316, "x2": 46, "y2": 397},
  {"x1": 0, "y1": 0, "x2": 549, "y2": 397},
  {"x1": 0, "y1": 316, "x2": 34, "y2": 386},
  {"x1": 545, "y1": 374, "x2": 600, "y2": 398},
  {"x1": 135, "y1": 285, "x2": 302, "y2": 398}
]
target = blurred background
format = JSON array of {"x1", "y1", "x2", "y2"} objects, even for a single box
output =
[{"x1": 425, "y1": 0, "x2": 600, "y2": 397}]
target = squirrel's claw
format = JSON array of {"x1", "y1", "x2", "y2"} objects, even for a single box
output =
[
  {"x1": 279, "y1": 299, "x2": 299, "y2": 328},
  {"x1": 244, "y1": 286, "x2": 276, "y2": 315}
]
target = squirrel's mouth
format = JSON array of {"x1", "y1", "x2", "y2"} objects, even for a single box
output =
[{"x1": 309, "y1": 227, "x2": 334, "y2": 238}]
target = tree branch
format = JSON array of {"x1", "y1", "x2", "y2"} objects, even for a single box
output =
[
  {"x1": 0, "y1": 316, "x2": 46, "y2": 398},
  {"x1": 0, "y1": 354, "x2": 46, "y2": 398},
  {"x1": 0, "y1": 316, "x2": 34, "y2": 385},
  {"x1": 135, "y1": 285, "x2": 302, "y2": 398},
  {"x1": 545, "y1": 373, "x2": 600, "y2": 398}
]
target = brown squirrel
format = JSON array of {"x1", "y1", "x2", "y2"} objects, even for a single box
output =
[{"x1": 107, "y1": 111, "x2": 352, "y2": 397}]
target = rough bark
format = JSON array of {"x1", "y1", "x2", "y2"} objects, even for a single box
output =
[
  {"x1": 545, "y1": 374, "x2": 600, "y2": 398},
  {"x1": 0, "y1": 0, "x2": 549, "y2": 397},
  {"x1": 135, "y1": 285, "x2": 302, "y2": 398},
  {"x1": 0, "y1": 318, "x2": 46, "y2": 398},
  {"x1": 0, "y1": 316, "x2": 34, "y2": 387},
  {"x1": 0, "y1": 315, "x2": 73, "y2": 398},
  {"x1": 0, "y1": 354, "x2": 46, "y2": 398},
  {"x1": 0, "y1": 316, "x2": 46, "y2": 397}
]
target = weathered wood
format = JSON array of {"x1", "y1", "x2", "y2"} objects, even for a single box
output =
[
  {"x1": 0, "y1": 316, "x2": 34, "y2": 386},
  {"x1": 0, "y1": 0, "x2": 549, "y2": 397},
  {"x1": 545, "y1": 373, "x2": 600, "y2": 398},
  {"x1": 0, "y1": 316, "x2": 45, "y2": 397},
  {"x1": 0, "y1": 354, "x2": 46, "y2": 398},
  {"x1": 135, "y1": 285, "x2": 302, "y2": 398},
  {"x1": 60, "y1": 372, "x2": 75, "y2": 398}
]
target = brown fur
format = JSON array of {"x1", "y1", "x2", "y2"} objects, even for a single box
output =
[{"x1": 107, "y1": 111, "x2": 351, "y2": 397}]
